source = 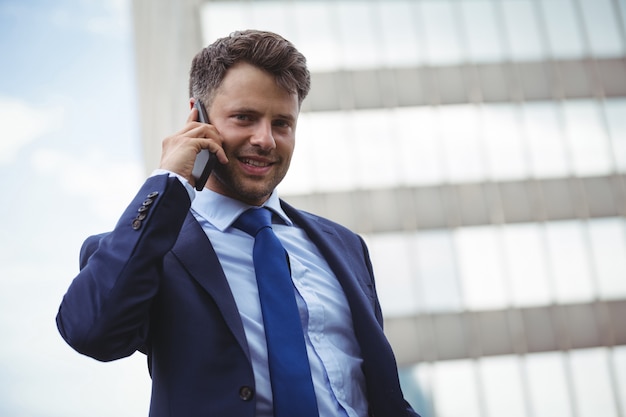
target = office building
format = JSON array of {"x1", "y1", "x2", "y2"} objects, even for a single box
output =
[{"x1": 132, "y1": 1, "x2": 626, "y2": 415}]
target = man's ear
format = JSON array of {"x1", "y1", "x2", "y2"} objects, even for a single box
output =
[{"x1": 189, "y1": 97, "x2": 196, "y2": 110}]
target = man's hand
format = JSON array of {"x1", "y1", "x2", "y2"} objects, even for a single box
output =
[{"x1": 159, "y1": 108, "x2": 228, "y2": 186}]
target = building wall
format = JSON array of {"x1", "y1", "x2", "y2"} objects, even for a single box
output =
[{"x1": 133, "y1": 0, "x2": 626, "y2": 415}]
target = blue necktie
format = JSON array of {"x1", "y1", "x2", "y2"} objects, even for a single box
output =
[{"x1": 234, "y1": 208, "x2": 319, "y2": 417}]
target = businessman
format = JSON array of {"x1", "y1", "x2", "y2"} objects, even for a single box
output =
[{"x1": 57, "y1": 29, "x2": 419, "y2": 417}]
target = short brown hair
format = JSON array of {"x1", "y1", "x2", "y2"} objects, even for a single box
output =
[{"x1": 189, "y1": 30, "x2": 311, "y2": 107}]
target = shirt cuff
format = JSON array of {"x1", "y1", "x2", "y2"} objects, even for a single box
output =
[{"x1": 150, "y1": 169, "x2": 196, "y2": 202}]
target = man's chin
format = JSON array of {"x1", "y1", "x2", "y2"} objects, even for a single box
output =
[{"x1": 211, "y1": 174, "x2": 275, "y2": 205}]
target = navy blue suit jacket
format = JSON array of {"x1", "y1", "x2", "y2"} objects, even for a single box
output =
[{"x1": 57, "y1": 174, "x2": 419, "y2": 417}]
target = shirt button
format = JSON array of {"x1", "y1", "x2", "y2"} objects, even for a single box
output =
[{"x1": 239, "y1": 386, "x2": 254, "y2": 401}]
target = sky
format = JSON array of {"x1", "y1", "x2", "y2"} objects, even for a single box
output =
[{"x1": 0, "y1": 0, "x2": 151, "y2": 415}]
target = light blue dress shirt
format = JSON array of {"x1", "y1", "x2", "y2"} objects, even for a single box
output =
[{"x1": 186, "y1": 186, "x2": 369, "y2": 417}]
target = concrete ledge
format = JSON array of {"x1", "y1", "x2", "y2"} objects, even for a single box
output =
[
  {"x1": 283, "y1": 175, "x2": 626, "y2": 233},
  {"x1": 384, "y1": 299, "x2": 626, "y2": 365}
]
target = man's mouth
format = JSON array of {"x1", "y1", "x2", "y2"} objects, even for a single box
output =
[{"x1": 240, "y1": 158, "x2": 272, "y2": 168}]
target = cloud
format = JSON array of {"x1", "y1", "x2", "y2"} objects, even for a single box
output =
[
  {"x1": 31, "y1": 147, "x2": 144, "y2": 221},
  {"x1": 0, "y1": 97, "x2": 65, "y2": 165},
  {"x1": 34, "y1": 0, "x2": 132, "y2": 40},
  {"x1": 1, "y1": 0, "x2": 131, "y2": 40},
  {"x1": 81, "y1": 0, "x2": 132, "y2": 39}
]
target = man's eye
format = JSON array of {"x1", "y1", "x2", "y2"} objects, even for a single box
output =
[
  {"x1": 233, "y1": 113, "x2": 256, "y2": 122},
  {"x1": 273, "y1": 120, "x2": 290, "y2": 128}
]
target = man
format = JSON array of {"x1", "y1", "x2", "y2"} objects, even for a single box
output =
[{"x1": 57, "y1": 30, "x2": 419, "y2": 417}]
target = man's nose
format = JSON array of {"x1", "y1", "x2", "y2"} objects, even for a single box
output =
[{"x1": 249, "y1": 120, "x2": 276, "y2": 150}]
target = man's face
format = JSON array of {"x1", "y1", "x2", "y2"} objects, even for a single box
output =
[{"x1": 206, "y1": 61, "x2": 299, "y2": 206}]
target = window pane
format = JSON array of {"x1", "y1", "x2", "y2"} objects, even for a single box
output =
[
  {"x1": 439, "y1": 104, "x2": 486, "y2": 182},
  {"x1": 416, "y1": 230, "x2": 463, "y2": 312},
  {"x1": 539, "y1": 0, "x2": 585, "y2": 58},
  {"x1": 368, "y1": 233, "x2": 418, "y2": 316},
  {"x1": 377, "y1": 0, "x2": 423, "y2": 67},
  {"x1": 578, "y1": 0, "x2": 624, "y2": 57},
  {"x1": 588, "y1": 218, "x2": 626, "y2": 299},
  {"x1": 433, "y1": 360, "x2": 481, "y2": 417},
  {"x1": 460, "y1": 0, "x2": 504, "y2": 62},
  {"x1": 545, "y1": 220, "x2": 594, "y2": 303},
  {"x1": 563, "y1": 100, "x2": 613, "y2": 176},
  {"x1": 456, "y1": 226, "x2": 509, "y2": 310},
  {"x1": 292, "y1": 1, "x2": 341, "y2": 71},
  {"x1": 335, "y1": 1, "x2": 380, "y2": 69},
  {"x1": 249, "y1": 1, "x2": 291, "y2": 37},
  {"x1": 351, "y1": 110, "x2": 399, "y2": 188},
  {"x1": 280, "y1": 113, "x2": 315, "y2": 194},
  {"x1": 502, "y1": 0, "x2": 546, "y2": 60},
  {"x1": 399, "y1": 364, "x2": 435, "y2": 416},
  {"x1": 201, "y1": 2, "x2": 249, "y2": 44},
  {"x1": 604, "y1": 99, "x2": 626, "y2": 172},
  {"x1": 570, "y1": 348, "x2": 619, "y2": 417},
  {"x1": 481, "y1": 104, "x2": 529, "y2": 180},
  {"x1": 614, "y1": 346, "x2": 626, "y2": 414},
  {"x1": 393, "y1": 107, "x2": 444, "y2": 185},
  {"x1": 421, "y1": 0, "x2": 464, "y2": 64},
  {"x1": 480, "y1": 356, "x2": 527, "y2": 417},
  {"x1": 525, "y1": 352, "x2": 574, "y2": 417},
  {"x1": 620, "y1": 0, "x2": 626, "y2": 34},
  {"x1": 282, "y1": 111, "x2": 357, "y2": 193},
  {"x1": 503, "y1": 223, "x2": 552, "y2": 306},
  {"x1": 522, "y1": 102, "x2": 570, "y2": 178}
]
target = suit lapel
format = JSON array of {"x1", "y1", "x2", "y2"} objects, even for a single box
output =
[
  {"x1": 171, "y1": 213, "x2": 250, "y2": 359},
  {"x1": 281, "y1": 201, "x2": 408, "y2": 415}
]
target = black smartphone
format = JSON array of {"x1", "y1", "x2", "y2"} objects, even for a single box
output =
[{"x1": 191, "y1": 99, "x2": 217, "y2": 191}]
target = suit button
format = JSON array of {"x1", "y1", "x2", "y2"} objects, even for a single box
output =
[
  {"x1": 131, "y1": 219, "x2": 142, "y2": 230},
  {"x1": 147, "y1": 191, "x2": 159, "y2": 198},
  {"x1": 239, "y1": 386, "x2": 254, "y2": 401}
]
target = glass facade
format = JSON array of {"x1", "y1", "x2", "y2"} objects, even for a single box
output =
[
  {"x1": 202, "y1": 0, "x2": 626, "y2": 69},
  {"x1": 281, "y1": 98, "x2": 626, "y2": 193},
  {"x1": 138, "y1": 0, "x2": 626, "y2": 415}
]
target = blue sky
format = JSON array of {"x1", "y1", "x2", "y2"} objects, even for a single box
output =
[{"x1": 0, "y1": 1, "x2": 150, "y2": 415}]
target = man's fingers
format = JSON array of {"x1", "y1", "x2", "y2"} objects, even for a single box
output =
[{"x1": 199, "y1": 139, "x2": 229, "y2": 164}]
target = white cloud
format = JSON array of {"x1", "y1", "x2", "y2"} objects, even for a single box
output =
[
  {"x1": 83, "y1": 0, "x2": 132, "y2": 39},
  {"x1": 0, "y1": 97, "x2": 65, "y2": 165},
  {"x1": 31, "y1": 147, "x2": 144, "y2": 221},
  {"x1": 1, "y1": 0, "x2": 131, "y2": 40},
  {"x1": 40, "y1": 0, "x2": 131, "y2": 40}
]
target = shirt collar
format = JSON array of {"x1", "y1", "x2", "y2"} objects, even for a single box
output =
[{"x1": 191, "y1": 188, "x2": 293, "y2": 232}]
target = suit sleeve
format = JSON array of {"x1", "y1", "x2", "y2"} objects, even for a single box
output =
[{"x1": 56, "y1": 174, "x2": 191, "y2": 361}]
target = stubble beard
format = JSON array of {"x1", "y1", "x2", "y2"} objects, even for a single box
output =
[{"x1": 211, "y1": 157, "x2": 290, "y2": 206}]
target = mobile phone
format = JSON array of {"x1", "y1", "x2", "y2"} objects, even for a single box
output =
[{"x1": 191, "y1": 99, "x2": 217, "y2": 191}]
